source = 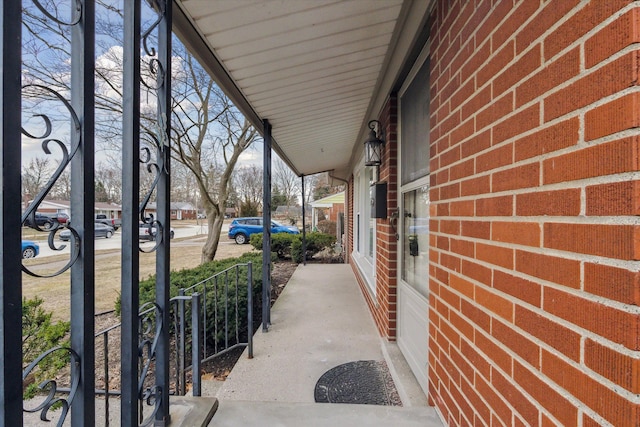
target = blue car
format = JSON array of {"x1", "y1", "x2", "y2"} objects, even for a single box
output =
[
  {"x1": 228, "y1": 217, "x2": 299, "y2": 244},
  {"x1": 22, "y1": 240, "x2": 40, "y2": 259}
]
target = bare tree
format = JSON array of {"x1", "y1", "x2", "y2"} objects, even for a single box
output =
[
  {"x1": 234, "y1": 165, "x2": 263, "y2": 216},
  {"x1": 22, "y1": 2, "x2": 260, "y2": 262},
  {"x1": 22, "y1": 157, "x2": 52, "y2": 203},
  {"x1": 273, "y1": 156, "x2": 300, "y2": 207},
  {"x1": 170, "y1": 46, "x2": 260, "y2": 261}
]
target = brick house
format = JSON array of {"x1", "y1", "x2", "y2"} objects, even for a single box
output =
[
  {"x1": 6, "y1": 1, "x2": 639, "y2": 425},
  {"x1": 175, "y1": 1, "x2": 639, "y2": 425}
]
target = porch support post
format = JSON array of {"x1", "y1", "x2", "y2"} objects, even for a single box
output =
[
  {"x1": 301, "y1": 176, "x2": 307, "y2": 266},
  {"x1": 262, "y1": 119, "x2": 272, "y2": 331},
  {"x1": 155, "y1": 0, "x2": 172, "y2": 423},
  {"x1": 70, "y1": 1, "x2": 96, "y2": 425},
  {"x1": 0, "y1": 2, "x2": 23, "y2": 425},
  {"x1": 122, "y1": 0, "x2": 141, "y2": 424}
]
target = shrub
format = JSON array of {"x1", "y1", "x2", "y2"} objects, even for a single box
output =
[
  {"x1": 250, "y1": 232, "x2": 297, "y2": 259},
  {"x1": 22, "y1": 297, "x2": 70, "y2": 399},
  {"x1": 316, "y1": 220, "x2": 336, "y2": 235},
  {"x1": 115, "y1": 252, "x2": 271, "y2": 351},
  {"x1": 291, "y1": 232, "x2": 336, "y2": 263}
]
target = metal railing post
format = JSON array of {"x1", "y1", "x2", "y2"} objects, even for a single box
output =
[
  {"x1": 247, "y1": 262, "x2": 254, "y2": 358},
  {"x1": 178, "y1": 289, "x2": 186, "y2": 395},
  {"x1": 191, "y1": 293, "x2": 202, "y2": 397}
]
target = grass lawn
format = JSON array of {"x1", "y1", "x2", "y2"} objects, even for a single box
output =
[{"x1": 22, "y1": 237, "x2": 253, "y2": 320}]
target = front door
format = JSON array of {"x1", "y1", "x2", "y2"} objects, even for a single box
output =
[{"x1": 397, "y1": 185, "x2": 430, "y2": 394}]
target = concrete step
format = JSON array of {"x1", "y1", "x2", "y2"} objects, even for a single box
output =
[{"x1": 208, "y1": 400, "x2": 442, "y2": 427}]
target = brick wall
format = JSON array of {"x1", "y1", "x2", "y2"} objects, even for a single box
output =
[
  {"x1": 350, "y1": 95, "x2": 401, "y2": 339},
  {"x1": 429, "y1": 0, "x2": 640, "y2": 425}
]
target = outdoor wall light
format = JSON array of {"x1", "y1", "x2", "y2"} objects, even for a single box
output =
[{"x1": 364, "y1": 120, "x2": 384, "y2": 167}]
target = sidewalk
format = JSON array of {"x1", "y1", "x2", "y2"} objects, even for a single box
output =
[{"x1": 207, "y1": 263, "x2": 443, "y2": 426}]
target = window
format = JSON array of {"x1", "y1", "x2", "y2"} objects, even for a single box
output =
[
  {"x1": 402, "y1": 185, "x2": 429, "y2": 297},
  {"x1": 352, "y1": 161, "x2": 376, "y2": 294},
  {"x1": 401, "y1": 58, "x2": 430, "y2": 185}
]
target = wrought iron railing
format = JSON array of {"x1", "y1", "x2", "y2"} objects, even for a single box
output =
[{"x1": 47, "y1": 262, "x2": 254, "y2": 426}]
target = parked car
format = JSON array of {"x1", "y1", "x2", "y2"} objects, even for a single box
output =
[
  {"x1": 59, "y1": 223, "x2": 115, "y2": 241},
  {"x1": 139, "y1": 222, "x2": 175, "y2": 241},
  {"x1": 228, "y1": 217, "x2": 300, "y2": 245},
  {"x1": 95, "y1": 214, "x2": 121, "y2": 230},
  {"x1": 21, "y1": 240, "x2": 40, "y2": 259},
  {"x1": 22, "y1": 212, "x2": 54, "y2": 230},
  {"x1": 47, "y1": 212, "x2": 70, "y2": 224}
]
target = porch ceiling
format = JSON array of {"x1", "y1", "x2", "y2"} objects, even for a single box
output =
[{"x1": 173, "y1": 0, "x2": 428, "y2": 178}]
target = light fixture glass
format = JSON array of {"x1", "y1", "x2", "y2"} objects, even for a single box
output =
[{"x1": 364, "y1": 120, "x2": 384, "y2": 166}]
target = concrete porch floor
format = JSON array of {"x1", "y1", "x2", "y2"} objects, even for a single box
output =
[{"x1": 205, "y1": 263, "x2": 444, "y2": 426}]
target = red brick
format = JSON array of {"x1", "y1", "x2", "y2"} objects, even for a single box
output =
[
  {"x1": 516, "y1": 0, "x2": 580, "y2": 54},
  {"x1": 449, "y1": 200, "x2": 474, "y2": 216},
  {"x1": 584, "y1": 263, "x2": 640, "y2": 306},
  {"x1": 450, "y1": 273, "x2": 474, "y2": 300},
  {"x1": 544, "y1": 287, "x2": 640, "y2": 351},
  {"x1": 476, "y1": 143, "x2": 513, "y2": 173},
  {"x1": 461, "y1": 130, "x2": 491, "y2": 158},
  {"x1": 450, "y1": 237, "x2": 474, "y2": 257},
  {"x1": 515, "y1": 305, "x2": 581, "y2": 361},
  {"x1": 475, "y1": 195, "x2": 513, "y2": 217},
  {"x1": 460, "y1": 40, "x2": 491, "y2": 86},
  {"x1": 476, "y1": 242, "x2": 513, "y2": 270},
  {"x1": 516, "y1": 47, "x2": 580, "y2": 107},
  {"x1": 494, "y1": 104, "x2": 540, "y2": 145},
  {"x1": 493, "y1": 318, "x2": 540, "y2": 368},
  {"x1": 545, "y1": 0, "x2": 631, "y2": 60},
  {"x1": 476, "y1": 283, "x2": 513, "y2": 321},
  {"x1": 492, "y1": 162, "x2": 539, "y2": 193},
  {"x1": 543, "y1": 223, "x2": 640, "y2": 261},
  {"x1": 513, "y1": 361, "x2": 579, "y2": 427},
  {"x1": 542, "y1": 349, "x2": 640, "y2": 426},
  {"x1": 450, "y1": 117, "x2": 475, "y2": 146},
  {"x1": 491, "y1": 221, "x2": 540, "y2": 247},
  {"x1": 461, "y1": 175, "x2": 491, "y2": 197},
  {"x1": 492, "y1": 0, "x2": 539, "y2": 53},
  {"x1": 514, "y1": 117, "x2": 579, "y2": 161},
  {"x1": 493, "y1": 270, "x2": 542, "y2": 307},
  {"x1": 441, "y1": 252, "x2": 461, "y2": 274},
  {"x1": 516, "y1": 250, "x2": 580, "y2": 289},
  {"x1": 543, "y1": 137, "x2": 640, "y2": 185},
  {"x1": 585, "y1": 92, "x2": 640, "y2": 141},
  {"x1": 545, "y1": 52, "x2": 640, "y2": 122},
  {"x1": 494, "y1": 44, "x2": 541, "y2": 97},
  {"x1": 440, "y1": 145, "x2": 461, "y2": 169},
  {"x1": 585, "y1": 338, "x2": 640, "y2": 394},
  {"x1": 461, "y1": 220, "x2": 490, "y2": 240},
  {"x1": 586, "y1": 181, "x2": 640, "y2": 216},
  {"x1": 585, "y1": 8, "x2": 640, "y2": 68},
  {"x1": 476, "y1": 91, "x2": 513, "y2": 131},
  {"x1": 462, "y1": 259, "x2": 492, "y2": 287},
  {"x1": 478, "y1": 41, "x2": 515, "y2": 89},
  {"x1": 475, "y1": 331, "x2": 512, "y2": 375},
  {"x1": 475, "y1": 0, "x2": 513, "y2": 49},
  {"x1": 440, "y1": 182, "x2": 461, "y2": 200},
  {"x1": 492, "y1": 365, "x2": 540, "y2": 424},
  {"x1": 516, "y1": 189, "x2": 581, "y2": 216}
]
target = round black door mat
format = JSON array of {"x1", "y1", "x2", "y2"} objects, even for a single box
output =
[{"x1": 314, "y1": 360, "x2": 402, "y2": 406}]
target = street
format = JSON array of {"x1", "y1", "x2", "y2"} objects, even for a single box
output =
[{"x1": 34, "y1": 222, "x2": 230, "y2": 258}]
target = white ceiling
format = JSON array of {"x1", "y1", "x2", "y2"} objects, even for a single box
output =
[{"x1": 173, "y1": 0, "x2": 427, "y2": 178}]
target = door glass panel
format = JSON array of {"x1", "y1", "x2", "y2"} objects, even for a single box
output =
[{"x1": 402, "y1": 186, "x2": 429, "y2": 298}]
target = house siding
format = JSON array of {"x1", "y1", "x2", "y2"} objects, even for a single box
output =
[
  {"x1": 350, "y1": 0, "x2": 640, "y2": 425},
  {"x1": 429, "y1": 1, "x2": 640, "y2": 425}
]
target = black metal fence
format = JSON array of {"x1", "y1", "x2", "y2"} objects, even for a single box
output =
[{"x1": 61, "y1": 262, "x2": 254, "y2": 426}]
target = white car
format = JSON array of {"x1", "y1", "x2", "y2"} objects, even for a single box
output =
[{"x1": 139, "y1": 222, "x2": 175, "y2": 241}]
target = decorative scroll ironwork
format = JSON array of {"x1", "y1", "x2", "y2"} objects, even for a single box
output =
[
  {"x1": 22, "y1": 346, "x2": 81, "y2": 427},
  {"x1": 136, "y1": 302, "x2": 162, "y2": 426},
  {"x1": 32, "y1": 0, "x2": 82, "y2": 26},
  {"x1": 21, "y1": 84, "x2": 82, "y2": 277}
]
